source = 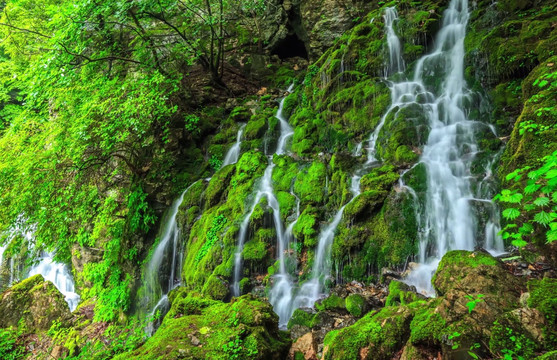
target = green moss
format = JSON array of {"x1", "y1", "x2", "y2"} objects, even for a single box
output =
[
  {"x1": 275, "y1": 191, "x2": 296, "y2": 221},
  {"x1": 323, "y1": 305, "x2": 415, "y2": 360},
  {"x1": 385, "y1": 281, "x2": 420, "y2": 307},
  {"x1": 316, "y1": 294, "x2": 345, "y2": 312},
  {"x1": 287, "y1": 309, "x2": 316, "y2": 330},
  {"x1": 229, "y1": 106, "x2": 251, "y2": 123},
  {"x1": 201, "y1": 275, "x2": 229, "y2": 301},
  {"x1": 343, "y1": 190, "x2": 387, "y2": 221},
  {"x1": 360, "y1": 165, "x2": 400, "y2": 192},
  {"x1": 244, "y1": 116, "x2": 267, "y2": 141},
  {"x1": 409, "y1": 308, "x2": 445, "y2": 346},
  {"x1": 271, "y1": 155, "x2": 298, "y2": 192},
  {"x1": 205, "y1": 165, "x2": 236, "y2": 207},
  {"x1": 117, "y1": 294, "x2": 290, "y2": 360},
  {"x1": 292, "y1": 206, "x2": 319, "y2": 247},
  {"x1": 345, "y1": 294, "x2": 366, "y2": 317},
  {"x1": 528, "y1": 278, "x2": 557, "y2": 324}
]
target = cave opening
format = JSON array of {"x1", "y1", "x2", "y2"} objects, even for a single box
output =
[{"x1": 271, "y1": 34, "x2": 308, "y2": 60}]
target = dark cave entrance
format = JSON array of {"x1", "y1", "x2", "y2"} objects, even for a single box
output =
[{"x1": 271, "y1": 34, "x2": 309, "y2": 60}]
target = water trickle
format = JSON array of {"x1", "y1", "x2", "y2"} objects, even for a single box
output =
[
  {"x1": 221, "y1": 124, "x2": 247, "y2": 167},
  {"x1": 276, "y1": 84, "x2": 295, "y2": 155},
  {"x1": 28, "y1": 254, "x2": 81, "y2": 312},
  {"x1": 232, "y1": 85, "x2": 294, "y2": 297},
  {"x1": 143, "y1": 182, "x2": 197, "y2": 334},
  {"x1": 269, "y1": 190, "x2": 300, "y2": 328}
]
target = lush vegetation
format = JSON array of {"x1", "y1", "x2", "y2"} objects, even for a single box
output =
[{"x1": 0, "y1": 0, "x2": 555, "y2": 359}]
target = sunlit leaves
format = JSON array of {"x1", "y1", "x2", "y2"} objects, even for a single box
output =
[{"x1": 496, "y1": 150, "x2": 557, "y2": 247}]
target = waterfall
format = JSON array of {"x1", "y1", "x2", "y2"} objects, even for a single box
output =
[
  {"x1": 366, "y1": 7, "x2": 408, "y2": 163},
  {"x1": 28, "y1": 254, "x2": 81, "y2": 312},
  {"x1": 143, "y1": 182, "x2": 197, "y2": 334},
  {"x1": 369, "y1": 0, "x2": 504, "y2": 294},
  {"x1": 275, "y1": 84, "x2": 295, "y2": 156},
  {"x1": 0, "y1": 217, "x2": 80, "y2": 311},
  {"x1": 231, "y1": 85, "x2": 294, "y2": 297},
  {"x1": 275, "y1": 7, "x2": 409, "y2": 324},
  {"x1": 221, "y1": 124, "x2": 247, "y2": 168},
  {"x1": 269, "y1": 191, "x2": 300, "y2": 328}
]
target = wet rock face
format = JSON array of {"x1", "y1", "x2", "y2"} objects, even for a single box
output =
[{"x1": 0, "y1": 274, "x2": 71, "y2": 331}]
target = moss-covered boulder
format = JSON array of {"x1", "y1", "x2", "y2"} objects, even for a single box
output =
[
  {"x1": 116, "y1": 291, "x2": 290, "y2": 360},
  {"x1": 0, "y1": 274, "x2": 71, "y2": 331}
]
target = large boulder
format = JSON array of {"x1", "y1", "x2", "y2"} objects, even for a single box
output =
[
  {"x1": 114, "y1": 290, "x2": 291, "y2": 360},
  {"x1": 0, "y1": 274, "x2": 71, "y2": 331}
]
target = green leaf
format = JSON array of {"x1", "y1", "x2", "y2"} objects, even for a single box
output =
[
  {"x1": 547, "y1": 229, "x2": 557, "y2": 243},
  {"x1": 518, "y1": 223, "x2": 534, "y2": 234},
  {"x1": 512, "y1": 238, "x2": 528, "y2": 247},
  {"x1": 534, "y1": 211, "x2": 552, "y2": 225},
  {"x1": 502, "y1": 208, "x2": 521, "y2": 220},
  {"x1": 533, "y1": 197, "x2": 550, "y2": 207},
  {"x1": 545, "y1": 169, "x2": 557, "y2": 179},
  {"x1": 524, "y1": 183, "x2": 541, "y2": 194}
]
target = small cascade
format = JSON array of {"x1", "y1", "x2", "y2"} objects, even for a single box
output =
[
  {"x1": 368, "y1": 0, "x2": 505, "y2": 294},
  {"x1": 0, "y1": 218, "x2": 80, "y2": 311},
  {"x1": 28, "y1": 254, "x2": 80, "y2": 312},
  {"x1": 366, "y1": 7, "x2": 408, "y2": 163},
  {"x1": 276, "y1": 84, "x2": 295, "y2": 155},
  {"x1": 143, "y1": 183, "x2": 196, "y2": 334},
  {"x1": 232, "y1": 85, "x2": 294, "y2": 297},
  {"x1": 221, "y1": 124, "x2": 247, "y2": 167},
  {"x1": 279, "y1": 6, "x2": 409, "y2": 323},
  {"x1": 269, "y1": 191, "x2": 300, "y2": 328}
]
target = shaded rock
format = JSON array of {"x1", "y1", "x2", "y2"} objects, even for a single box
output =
[
  {"x1": 288, "y1": 332, "x2": 318, "y2": 360},
  {"x1": 0, "y1": 274, "x2": 71, "y2": 331}
]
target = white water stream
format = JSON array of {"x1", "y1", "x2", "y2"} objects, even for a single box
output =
[
  {"x1": 232, "y1": 86, "x2": 294, "y2": 298},
  {"x1": 222, "y1": 124, "x2": 246, "y2": 167},
  {"x1": 383, "y1": 0, "x2": 505, "y2": 294}
]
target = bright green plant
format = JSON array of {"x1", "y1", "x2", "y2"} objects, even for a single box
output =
[
  {"x1": 465, "y1": 294, "x2": 485, "y2": 314},
  {"x1": 195, "y1": 215, "x2": 227, "y2": 263},
  {"x1": 495, "y1": 150, "x2": 557, "y2": 247},
  {"x1": 0, "y1": 328, "x2": 25, "y2": 360}
]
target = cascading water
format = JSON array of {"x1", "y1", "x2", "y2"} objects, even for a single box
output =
[
  {"x1": 232, "y1": 86, "x2": 294, "y2": 297},
  {"x1": 143, "y1": 183, "x2": 196, "y2": 334},
  {"x1": 28, "y1": 254, "x2": 81, "y2": 311},
  {"x1": 269, "y1": 191, "x2": 300, "y2": 328},
  {"x1": 0, "y1": 220, "x2": 80, "y2": 311},
  {"x1": 376, "y1": 0, "x2": 505, "y2": 294},
  {"x1": 221, "y1": 124, "x2": 247, "y2": 167},
  {"x1": 277, "y1": 7, "x2": 409, "y2": 324},
  {"x1": 275, "y1": 84, "x2": 295, "y2": 156}
]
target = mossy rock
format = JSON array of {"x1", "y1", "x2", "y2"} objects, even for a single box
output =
[
  {"x1": 527, "y1": 277, "x2": 557, "y2": 325},
  {"x1": 272, "y1": 155, "x2": 298, "y2": 193},
  {"x1": 316, "y1": 294, "x2": 346, "y2": 312},
  {"x1": 229, "y1": 106, "x2": 251, "y2": 123},
  {"x1": 287, "y1": 308, "x2": 317, "y2": 330},
  {"x1": 432, "y1": 250, "x2": 516, "y2": 297},
  {"x1": 201, "y1": 275, "x2": 229, "y2": 301},
  {"x1": 292, "y1": 206, "x2": 319, "y2": 247},
  {"x1": 205, "y1": 164, "x2": 236, "y2": 208},
  {"x1": 0, "y1": 274, "x2": 71, "y2": 331},
  {"x1": 345, "y1": 294, "x2": 366, "y2": 317},
  {"x1": 117, "y1": 293, "x2": 291, "y2": 360},
  {"x1": 323, "y1": 305, "x2": 415, "y2": 360},
  {"x1": 244, "y1": 116, "x2": 267, "y2": 140},
  {"x1": 360, "y1": 164, "x2": 399, "y2": 192},
  {"x1": 293, "y1": 161, "x2": 327, "y2": 205},
  {"x1": 343, "y1": 190, "x2": 387, "y2": 222},
  {"x1": 385, "y1": 281, "x2": 422, "y2": 307}
]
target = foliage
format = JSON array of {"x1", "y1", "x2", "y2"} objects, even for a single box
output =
[
  {"x1": 496, "y1": 150, "x2": 557, "y2": 247},
  {"x1": 195, "y1": 214, "x2": 227, "y2": 263},
  {"x1": 0, "y1": 328, "x2": 25, "y2": 360}
]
